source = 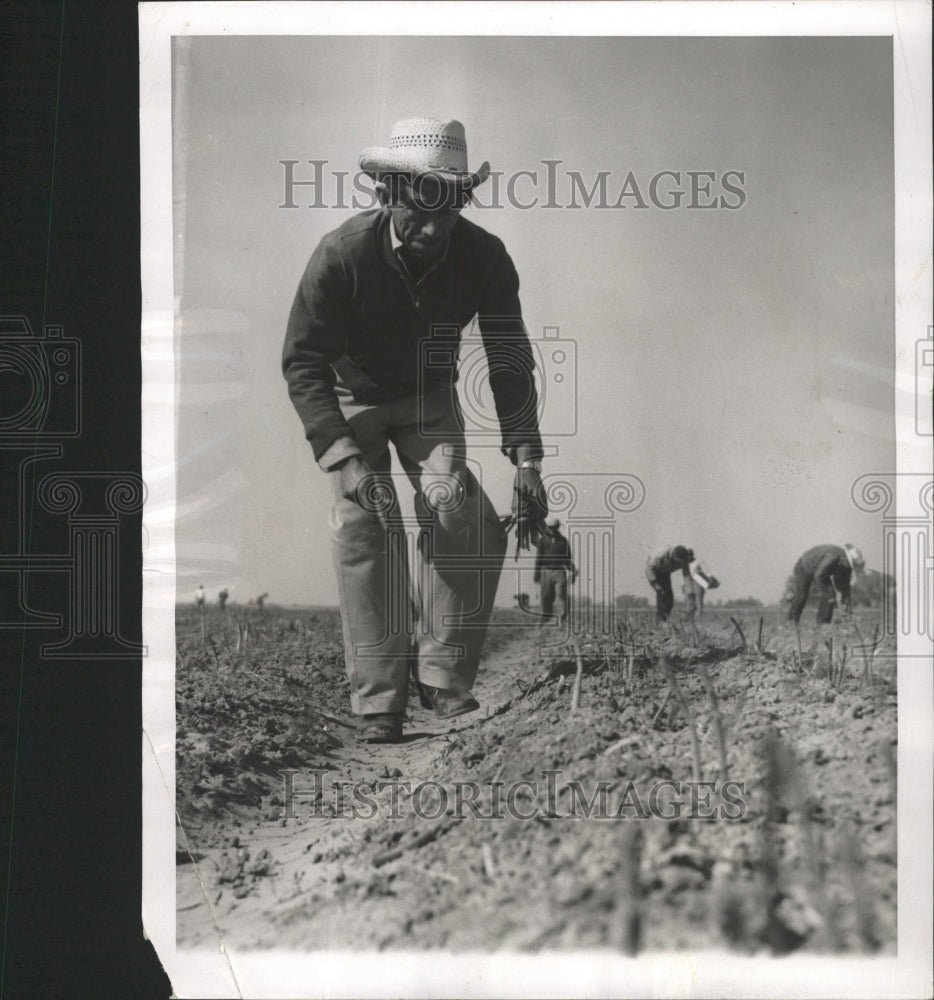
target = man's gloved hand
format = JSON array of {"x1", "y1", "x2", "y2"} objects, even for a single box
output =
[{"x1": 510, "y1": 465, "x2": 548, "y2": 555}]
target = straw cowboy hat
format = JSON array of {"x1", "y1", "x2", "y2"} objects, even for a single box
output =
[{"x1": 359, "y1": 116, "x2": 491, "y2": 188}]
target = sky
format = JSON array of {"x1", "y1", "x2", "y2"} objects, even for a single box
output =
[{"x1": 171, "y1": 34, "x2": 896, "y2": 608}]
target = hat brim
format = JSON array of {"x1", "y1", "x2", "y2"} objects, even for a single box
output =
[{"x1": 359, "y1": 149, "x2": 490, "y2": 188}]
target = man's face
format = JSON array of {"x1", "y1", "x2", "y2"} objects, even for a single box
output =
[{"x1": 385, "y1": 175, "x2": 469, "y2": 262}]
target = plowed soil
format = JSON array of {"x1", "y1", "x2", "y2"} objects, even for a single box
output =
[{"x1": 176, "y1": 605, "x2": 896, "y2": 955}]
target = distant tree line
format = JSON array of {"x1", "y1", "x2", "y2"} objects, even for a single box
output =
[
  {"x1": 613, "y1": 593, "x2": 763, "y2": 609},
  {"x1": 552, "y1": 575, "x2": 896, "y2": 613}
]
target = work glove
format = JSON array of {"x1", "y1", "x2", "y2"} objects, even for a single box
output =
[{"x1": 501, "y1": 466, "x2": 549, "y2": 559}]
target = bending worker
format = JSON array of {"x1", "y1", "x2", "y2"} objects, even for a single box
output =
[
  {"x1": 787, "y1": 543, "x2": 865, "y2": 625},
  {"x1": 282, "y1": 116, "x2": 547, "y2": 744},
  {"x1": 534, "y1": 518, "x2": 577, "y2": 625},
  {"x1": 645, "y1": 545, "x2": 694, "y2": 622}
]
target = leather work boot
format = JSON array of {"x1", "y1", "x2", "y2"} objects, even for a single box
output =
[
  {"x1": 416, "y1": 683, "x2": 480, "y2": 720},
  {"x1": 355, "y1": 712, "x2": 404, "y2": 744}
]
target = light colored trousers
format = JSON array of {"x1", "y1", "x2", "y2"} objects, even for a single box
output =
[
  {"x1": 328, "y1": 389, "x2": 508, "y2": 715},
  {"x1": 539, "y1": 568, "x2": 569, "y2": 623}
]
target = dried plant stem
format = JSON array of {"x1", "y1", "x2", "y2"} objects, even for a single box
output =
[
  {"x1": 796, "y1": 800, "x2": 843, "y2": 950},
  {"x1": 756, "y1": 616, "x2": 764, "y2": 653},
  {"x1": 766, "y1": 729, "x2": 842, "y2": 951},
  {"x1": 836, "y1": 643, "x2": 848, "y2": 689},
  {"x1": 617, "y1": 826, "x2": 644, "y2": 956},
  {"x1": 854, "y1": 622, "x2": 880, "y2": 692},
  {"x1": 839, "y1": 823, "x2": 880, "y2": 951},
  {"x1": 698, "y1": 663, "x2": 728, "y2": 781},
  {"x1": 481, "y1": 842, "x2": 497, "y2": 881},
  {"x1": 729, "y1": 616, "x2": 747, "y2": 651},
  {"x1": 660, "y1": 657, "x2": 702, "y2": 782},
  {"x1": 759, "y1": 729, "x2": 785, "y2": 921},
  {"x1": 853, "y1": 621, "x2": 868, "y2": 690},
  {"x1": 650, "y1": 689, "x2": 671, "y2": 728},
  {"x1": 234, "y1": 617, "x2": 249, "y2": 655},
  {"x1": 570, "y1": 640, "x2": 584, "y2": 713}
]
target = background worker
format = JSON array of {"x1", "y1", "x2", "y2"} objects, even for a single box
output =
[
  {"x1": 534, "y1": 518, "x2": 577, "y2": 625},
  {"x1": 645, "y1": 545, "x2": 694, "y2": 623},
  {"x1": 786, "y1": 543, "x2": 865, "y2": 625}
]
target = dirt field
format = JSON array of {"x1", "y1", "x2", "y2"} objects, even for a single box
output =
[{"x1": 176, "y1": 603, "x2": 896, "y2": 954}]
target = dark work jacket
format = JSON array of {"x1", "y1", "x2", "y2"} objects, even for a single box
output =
[
  {"x1": 645, "y1": 547, "x2": 691, "y2": 584},
  {"x1": 796, "y1": 545, "x2": 852, "y2": 585},
  {"x1": 282, "y1": 208, "x2": 544, "y2": 463}
]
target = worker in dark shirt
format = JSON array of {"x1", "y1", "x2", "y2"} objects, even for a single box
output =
[
  {"x1": 534, "y1": 518, "x2": 577, "y2": 625},
  {"x1": 787, "y1": 543, "x2": 865, "y2": 624}
]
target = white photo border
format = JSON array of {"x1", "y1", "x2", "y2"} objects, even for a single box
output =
[{"x1": 140, "y1": 3, "x2": 933, "y2": 997}]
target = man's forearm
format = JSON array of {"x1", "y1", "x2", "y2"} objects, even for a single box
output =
[
  {"x1": 283, "y1": 364, "x2": 357, "y2": 461},
  {"x1": 282, "y1": 239, "x2": 359, "y2": 461}
]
